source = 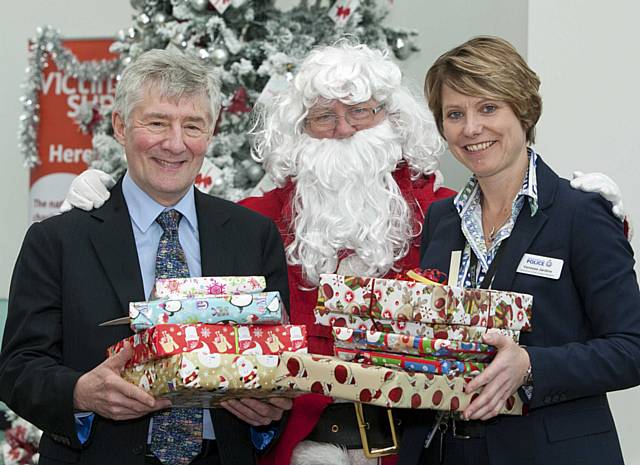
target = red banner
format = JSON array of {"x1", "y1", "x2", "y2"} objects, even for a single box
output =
[{"x1": 29, "y1": 38, "x2": 117, "y2": 223}]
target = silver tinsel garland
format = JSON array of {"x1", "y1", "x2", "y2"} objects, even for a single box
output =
[{"x1": 18, "y1": 26, "x2": 121, "y2": 168}]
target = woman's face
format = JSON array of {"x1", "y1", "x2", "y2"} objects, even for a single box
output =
[{"x1": 441, "y1": 85, "x2": 528, "y2": 182}]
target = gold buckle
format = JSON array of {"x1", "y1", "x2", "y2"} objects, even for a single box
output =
[{"x1": 354, "y1": 403, "x2": 399, "y2": 458}]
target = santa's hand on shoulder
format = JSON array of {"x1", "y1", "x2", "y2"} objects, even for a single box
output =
[
  {"x1": 60, "y1": 169, "x2": 115, "y2": 212},
  {"x1": 571, "y1": 171, "x2": 626, "y2": 221}
]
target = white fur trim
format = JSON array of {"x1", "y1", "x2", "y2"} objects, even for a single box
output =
[
  {"x1": 290, "y1": 441, "x2": 380, "y2": 465},
  {"x1": 290, "y1": 441, "x2": 352, "y2": 465},
  {"x1": 346, "y1": 449, "x2": 380, "y2": 465}
]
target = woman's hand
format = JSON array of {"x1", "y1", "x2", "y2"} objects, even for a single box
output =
[{"x1": 462, "y1": 332, "x2": 530, "y2": 421}]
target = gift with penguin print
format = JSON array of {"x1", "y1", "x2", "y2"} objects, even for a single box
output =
[{"x1": 129, "y1": 290, "x2": 285, "y2": 332}]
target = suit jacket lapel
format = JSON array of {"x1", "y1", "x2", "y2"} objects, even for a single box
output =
[
  {"x1": 424, "y1": 202, "x2": 466, "y2": 274},
  {"x1": 89, "y1": 180, "x2": 145, "y2": 314},
  {"x1": 492, "y1": 157, "x2": 558, "y2": 291},
  {"x1": 438, "y1": 203, "x2": 466, "y2": 252},
  {"x1": 195, "y1": 189, "x2": 235, "y2": 276}
]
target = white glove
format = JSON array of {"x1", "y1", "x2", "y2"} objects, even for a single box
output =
[
  {"x1": 60, "y1": 169, "x2": 115, "y2": 212},
  {"x1": 570, "y1": 171, "x2": 626, "y2": 222}
]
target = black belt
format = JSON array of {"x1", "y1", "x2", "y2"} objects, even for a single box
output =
[
  {"x1": 449, "y1": 419, "x2": 487, "y2": 439},
  {"x1": 306, "y1": 403, "x2": 401, "y2": 456}
]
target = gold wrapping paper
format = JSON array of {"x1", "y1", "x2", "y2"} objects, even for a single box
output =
[
  {"x1": 123, "y1": 352, "x2": 297, "y2": 407},
  {"x1": 276, "y1": 352, "x2": 523, "y2": 415}
]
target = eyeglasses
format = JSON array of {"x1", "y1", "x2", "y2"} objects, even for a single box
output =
[
  {"x1": 305, "y1": 104, "x2": 385, "y2": 132},
  {"x1": 141, "y1": 121, "x2": 210, "y2": 139}
]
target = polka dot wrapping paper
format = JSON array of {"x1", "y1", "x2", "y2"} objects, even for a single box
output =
[{"x1": 276, "y1": 352, "x2": 523, "y2": 414}]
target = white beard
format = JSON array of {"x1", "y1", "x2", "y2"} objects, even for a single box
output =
[{"x1": 286, "y1": 121, "x2": 414, "y2": 285}]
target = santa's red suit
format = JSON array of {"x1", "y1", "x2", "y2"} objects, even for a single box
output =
[{"x1": 239, "y1": 164, "x2": 456, "y2": 465}]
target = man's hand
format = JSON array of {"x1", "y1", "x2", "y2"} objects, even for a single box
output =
[
  {"x1": 60, "y1": 169, "x2": 115, "y2": 213},
  {"x1": 73, "y1": 343, "x2": 171, "y2": 420},
  {"x1": 220, "y1": 397, "x2": 292, "y2": 426},
  {"x1": 462, "y1": 332, "x2": 530, "y2": 421}
]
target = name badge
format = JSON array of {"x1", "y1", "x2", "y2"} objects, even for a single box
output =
[{"x1": 517, "y1": 253, "x2": 563, "y2": 280}]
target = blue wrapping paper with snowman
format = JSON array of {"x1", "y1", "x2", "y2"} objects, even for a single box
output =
[{"x1": 129, "y1": 291, "x2": 285, "y2": 332}]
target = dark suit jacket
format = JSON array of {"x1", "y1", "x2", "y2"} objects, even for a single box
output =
[
  {"x1": 399, "y1": 158, "x2": 640, "y2": 465},
  {"x1": 0, "y1": 180, "x2": 289, "y2": 465}
]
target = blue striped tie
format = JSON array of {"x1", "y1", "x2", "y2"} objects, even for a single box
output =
[{"x1": 150, "y1": 209, "x2": 203, "y2": 465}]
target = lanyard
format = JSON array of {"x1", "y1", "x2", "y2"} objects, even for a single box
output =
[{"x1": 468, "y1": 236, "x2": 510, "y2": 290}]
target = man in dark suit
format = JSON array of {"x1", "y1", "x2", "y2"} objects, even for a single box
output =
[{"x1": 0, "y1": 49, "x2": 291, "y2": 465}]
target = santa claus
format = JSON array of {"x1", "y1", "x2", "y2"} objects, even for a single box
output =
[
  {"x1": 62, "y1": 42, "x2": 627, "y2": 465},
  {"x1": 238, "y1": 42, "x2": 453, "y2": 465}
]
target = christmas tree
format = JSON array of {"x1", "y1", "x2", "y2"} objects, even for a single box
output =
[{"x1": 90, "y1": 0, "x2": 419, "y2": 200}]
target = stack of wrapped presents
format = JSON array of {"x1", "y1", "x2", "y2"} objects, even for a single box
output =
[
  {"x1": 109, "y1": 276, "x2": 307, "y2": 407},
  {"x1": 276, "y1": 273, "x2": 533, "y2": 414}
]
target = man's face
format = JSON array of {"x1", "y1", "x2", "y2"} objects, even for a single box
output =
[
  {"x1": 113, "y1": 89, "x2": 212, "y2": 206},
  {"x1": 304, "y1": 99, "x2": 385, "y2": 140}
]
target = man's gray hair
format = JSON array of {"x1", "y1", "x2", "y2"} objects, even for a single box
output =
[{"x1": 114, "y1": 48, "x2": 222, "y2": 124}]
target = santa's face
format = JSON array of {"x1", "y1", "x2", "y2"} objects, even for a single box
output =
[{"x1": 304, "y1": 99, "x2": 385, "y2": 140}]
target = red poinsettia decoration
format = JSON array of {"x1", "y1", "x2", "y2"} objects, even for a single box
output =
[{"x1": 1, "y1": 411, "x2": 42, "y2": 465}]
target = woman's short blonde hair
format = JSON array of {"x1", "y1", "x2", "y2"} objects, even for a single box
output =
[{"x1": 425, "y1": 36, "x2": 542, "y2": 144}]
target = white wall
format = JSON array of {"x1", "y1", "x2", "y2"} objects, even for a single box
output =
[
  {"x1": 528, "y1": 1, "x2": 640, "y2": 463},
  {"x1": 0, "y1": 1, "x2": 133, "y2": 297}
]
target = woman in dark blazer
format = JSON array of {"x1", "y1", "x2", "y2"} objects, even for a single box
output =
[{"x1": 399, "y1": 36, "x2": 640, "y2": 465}]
